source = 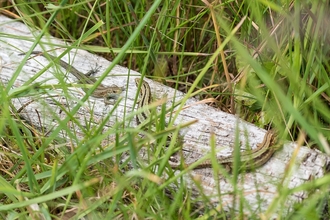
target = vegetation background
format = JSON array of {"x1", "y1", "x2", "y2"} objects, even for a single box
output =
[{"x1": 1, "y1": 0, "x2": 330, "y2": 219}]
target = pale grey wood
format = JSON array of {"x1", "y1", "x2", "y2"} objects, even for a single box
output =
[{"x1": 0, "y1": 15, "x2": 329, "y2": 217}]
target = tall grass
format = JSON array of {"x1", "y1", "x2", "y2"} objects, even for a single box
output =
[{"x1": 0, "y1": 0, "x2": 330, "y2": 218}]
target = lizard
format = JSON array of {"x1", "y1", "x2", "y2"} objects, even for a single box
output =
[
  {"x1": 170, "y1": 129, "x2": 277, "y2": 171},
  {"x1": 21, "y1": 51, "x2": 124, "y2": 105}
]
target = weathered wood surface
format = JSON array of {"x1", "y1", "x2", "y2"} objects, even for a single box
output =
[{"x1": 1, "y1": 15, "x2": 329, "y2": 216}]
